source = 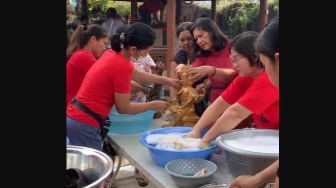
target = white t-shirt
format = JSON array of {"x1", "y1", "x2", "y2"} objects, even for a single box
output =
[
  {"x1": 102, "y1": 18, "x2": 125, "y2": 38},
  {"x1": 131, "y1": 55, "x2": 157, "y2": 102}
]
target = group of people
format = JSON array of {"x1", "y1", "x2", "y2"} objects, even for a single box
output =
[
  {"x1": 66, "y1": 18, "x2": 181, "y2": 186},
  {"x1": 66, "y1": 7, "x2": 279, "y2": 187},
  {"x1": 169, "y1": 17, "x2": 279, "y2": 188}
]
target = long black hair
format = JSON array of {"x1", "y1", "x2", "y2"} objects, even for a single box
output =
[
  {"x1": 255, "y1": 17, "x2": 279, "y2": 62},
  {"x1": 110, "y1": 22, "x2": 156, "y2": 52}
]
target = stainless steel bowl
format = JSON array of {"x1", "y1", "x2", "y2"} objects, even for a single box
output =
[
  {"x1": 216, "y1": 129, "x2": 279, "y2": 178},
  {"x1": 67, "y1": 145, "x2": 114, "y2": 188}
]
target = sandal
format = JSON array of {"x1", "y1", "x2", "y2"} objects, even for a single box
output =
[{"x1": 134, "y1": 168, "x2": 149, "y2": 187}]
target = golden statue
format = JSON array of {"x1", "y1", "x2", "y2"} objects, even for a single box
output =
[{"x1": 163, "y1": 60, "x2": 206, "y2": 127}]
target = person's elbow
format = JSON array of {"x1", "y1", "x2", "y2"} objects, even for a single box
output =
[
  {"x1": 222, "y1": 70, "x2": 238, "y2": 83},
  {"x1": 226, "y1": 104, "x2": 252, "y2": 124}
]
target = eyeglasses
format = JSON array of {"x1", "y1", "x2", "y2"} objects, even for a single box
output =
[{"x1": 230, "y1": 55, "x2": 245, "y2": 65}]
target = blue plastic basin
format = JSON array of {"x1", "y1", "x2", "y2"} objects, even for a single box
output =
[
  {"x1": 140, "y1": 127, "x2": 218, "y2": 167},
  {"x1": 108, "y1": 105, "x2": 155, "y2": 135}
]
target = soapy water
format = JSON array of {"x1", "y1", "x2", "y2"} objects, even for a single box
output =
[
  {"x1": 224, "y1": 135, "x2": 279, "y2": 153},
  {"x1": 145, "y1": 132, "x2": 206, "y2": 151}
]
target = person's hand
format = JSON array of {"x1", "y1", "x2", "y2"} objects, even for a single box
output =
[
  {"x1": 149, "y1": 100, "x2": 170, "y2": 113},
  {"x1": 195, "y1": 83, "x2": 205, "y2": 94},
  {"x1": 156, "y1": 61, "x2": 165, "y2": 70},
  {"x1": 229, "y1": 175, "x2": 260, "y2": 188},
  {"x1": 174, "y1": 64, "x2": 187, "y2": 77},
  {"x1": 151, "y1": 61, "x2": 165, "y2": 73},
  {"x1": 131, "y1": 80, "x2": 144, "y2": 93},
  {"x1": 186, "y1": 130, "x2": 201, "y2": 139},
  {"x1": 198, "y1": 140, "x2": 211, "y2": 149},
  {"x1": 186, "y1": 66, "x2": 212, "y2": 82},
  {"x1": 166, "y1": 77, "x2": 182, "y2": 89}
]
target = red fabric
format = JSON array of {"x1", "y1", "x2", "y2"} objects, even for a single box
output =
[
  {"x1": 221, "y1": 71, "x2": 279, "y2": 130},
  {"x1": 192, "y1": 42, "x2": 234, "y2": 103},
  {"x1": 66, "y1": 49, "x2": 96, "y2": 107},
  {"x1": 67, "y1": 50, "x2": 135, "y2": 128},
  {"x1": 138, "y1": 0, "x2": 164, "y2": 13}
]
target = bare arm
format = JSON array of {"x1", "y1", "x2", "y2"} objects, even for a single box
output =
[
  {"x1": 174, "y1": 64, "x2": 186, "y2": 76},
  {"x1": 187, "y1": 66, "x2": 237, "y2": 83},
  {"x1": 201, "y1": 102, "x2": 252, "y2": 144},
  {"x1": 253, "y1": 160, "x2": 279, "y2": 186},
  {"x1": 189, "y1": 97, "x2": 231, "y2": 138},
  {"x1": 209, "y1": 66, "x2": 238, "y2": 83},
  {"x1": 229, "y1": 160, "x2": 279, "y2": 188},
  {"x1": 132, "y1": 68, "x2": 180, "y2": 87},
  {"x1": 274, "y1": 173, "x2": 279, "y2": 188},
  {"x1": 153, "y1": 12, "x2": 160, "y2": 23},
  {"x1": 169, "y1": 61, "x2": 179, "y2": 98},
  {"x1": 114, "y1": 93, "x2": 169, "y2": 114}
]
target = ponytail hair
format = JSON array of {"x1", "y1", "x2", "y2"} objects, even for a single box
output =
[
  {"x1": 111, "y1": 25, "x2": 129, "y2": 52},
  {"x1": 66, "y1": 24, "x2": 108, "y2": 60}
]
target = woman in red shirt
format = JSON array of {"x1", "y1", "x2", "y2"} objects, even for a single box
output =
[
  {"x1": 66, "y1": 24, "x2": 108, "y2": 108},
  {"x1": 188, "y1": 31, "x2": 279, "y2": 148},
  {"x1": 175, "y1": 17, "x2": 238, "y2": 104},
  {"x1": 67, "y1": 22, "x2": 181, "y2": 151},
  {"x1": 229, "y1": 17, "x2": 280, "y2": 188}
]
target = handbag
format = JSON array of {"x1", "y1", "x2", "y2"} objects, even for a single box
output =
[{"x1": 70, "y1": 98, "x2": 110, "y2": 140}]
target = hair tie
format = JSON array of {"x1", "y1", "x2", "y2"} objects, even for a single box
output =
[{"x1": 120, "y1": 33, "x2": 125, "y2": 42}]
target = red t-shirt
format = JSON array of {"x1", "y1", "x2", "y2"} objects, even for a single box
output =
[
  {"x1": 138, "y1": 0, "x2": 164, "y2": 13},
  {"x1": 67, "y1": 50, "x2": 135, "y2": 128},
  {"x1": 193, "y1": 42, "x2": 235, "y2": 103},
  {"x1": 66, "y1": 49, "x2": 96, "y2": 107},
  {"x1": 221, "y1": 71, "x2": 279, "y2": 130}
]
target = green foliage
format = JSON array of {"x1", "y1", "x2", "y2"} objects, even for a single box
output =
[
  {"x1": 111, "y1": 3, "x2": 131, "y2": 16},
  {"x1": 228, "y1": 3, "x2": 259, "y2": 35},
  {"x1": 217, "y1": 0, "x2": 279, "y2": 37},
  {"x1": 88, "y1": 0, "x2": 109, "y2": 13},
  {"x1": 88, "y1": 0, "x2": 131, "y2": 16},
  {"x1": 269, "y1": 0, "x2": 279, "y2": 15}
]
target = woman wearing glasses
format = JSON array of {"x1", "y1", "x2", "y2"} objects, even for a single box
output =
[
  {"x1": 229, "y1": 17, "x2": 280, "y2": 188},
  {"x1": 188, "y1": 31, "x2": 279, "y2": 149}
]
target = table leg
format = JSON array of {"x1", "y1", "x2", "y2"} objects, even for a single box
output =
[{"x1": 106, "y1": 148, "x2": 122, "y2": 188}]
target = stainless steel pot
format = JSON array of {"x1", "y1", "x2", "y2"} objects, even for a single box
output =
[
  {"x1": 216, "y1": 129, "x2": 279, "y2": 178},
  {"x1": 67, "y1": 145, "x2": 114, "y2": 188}
]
